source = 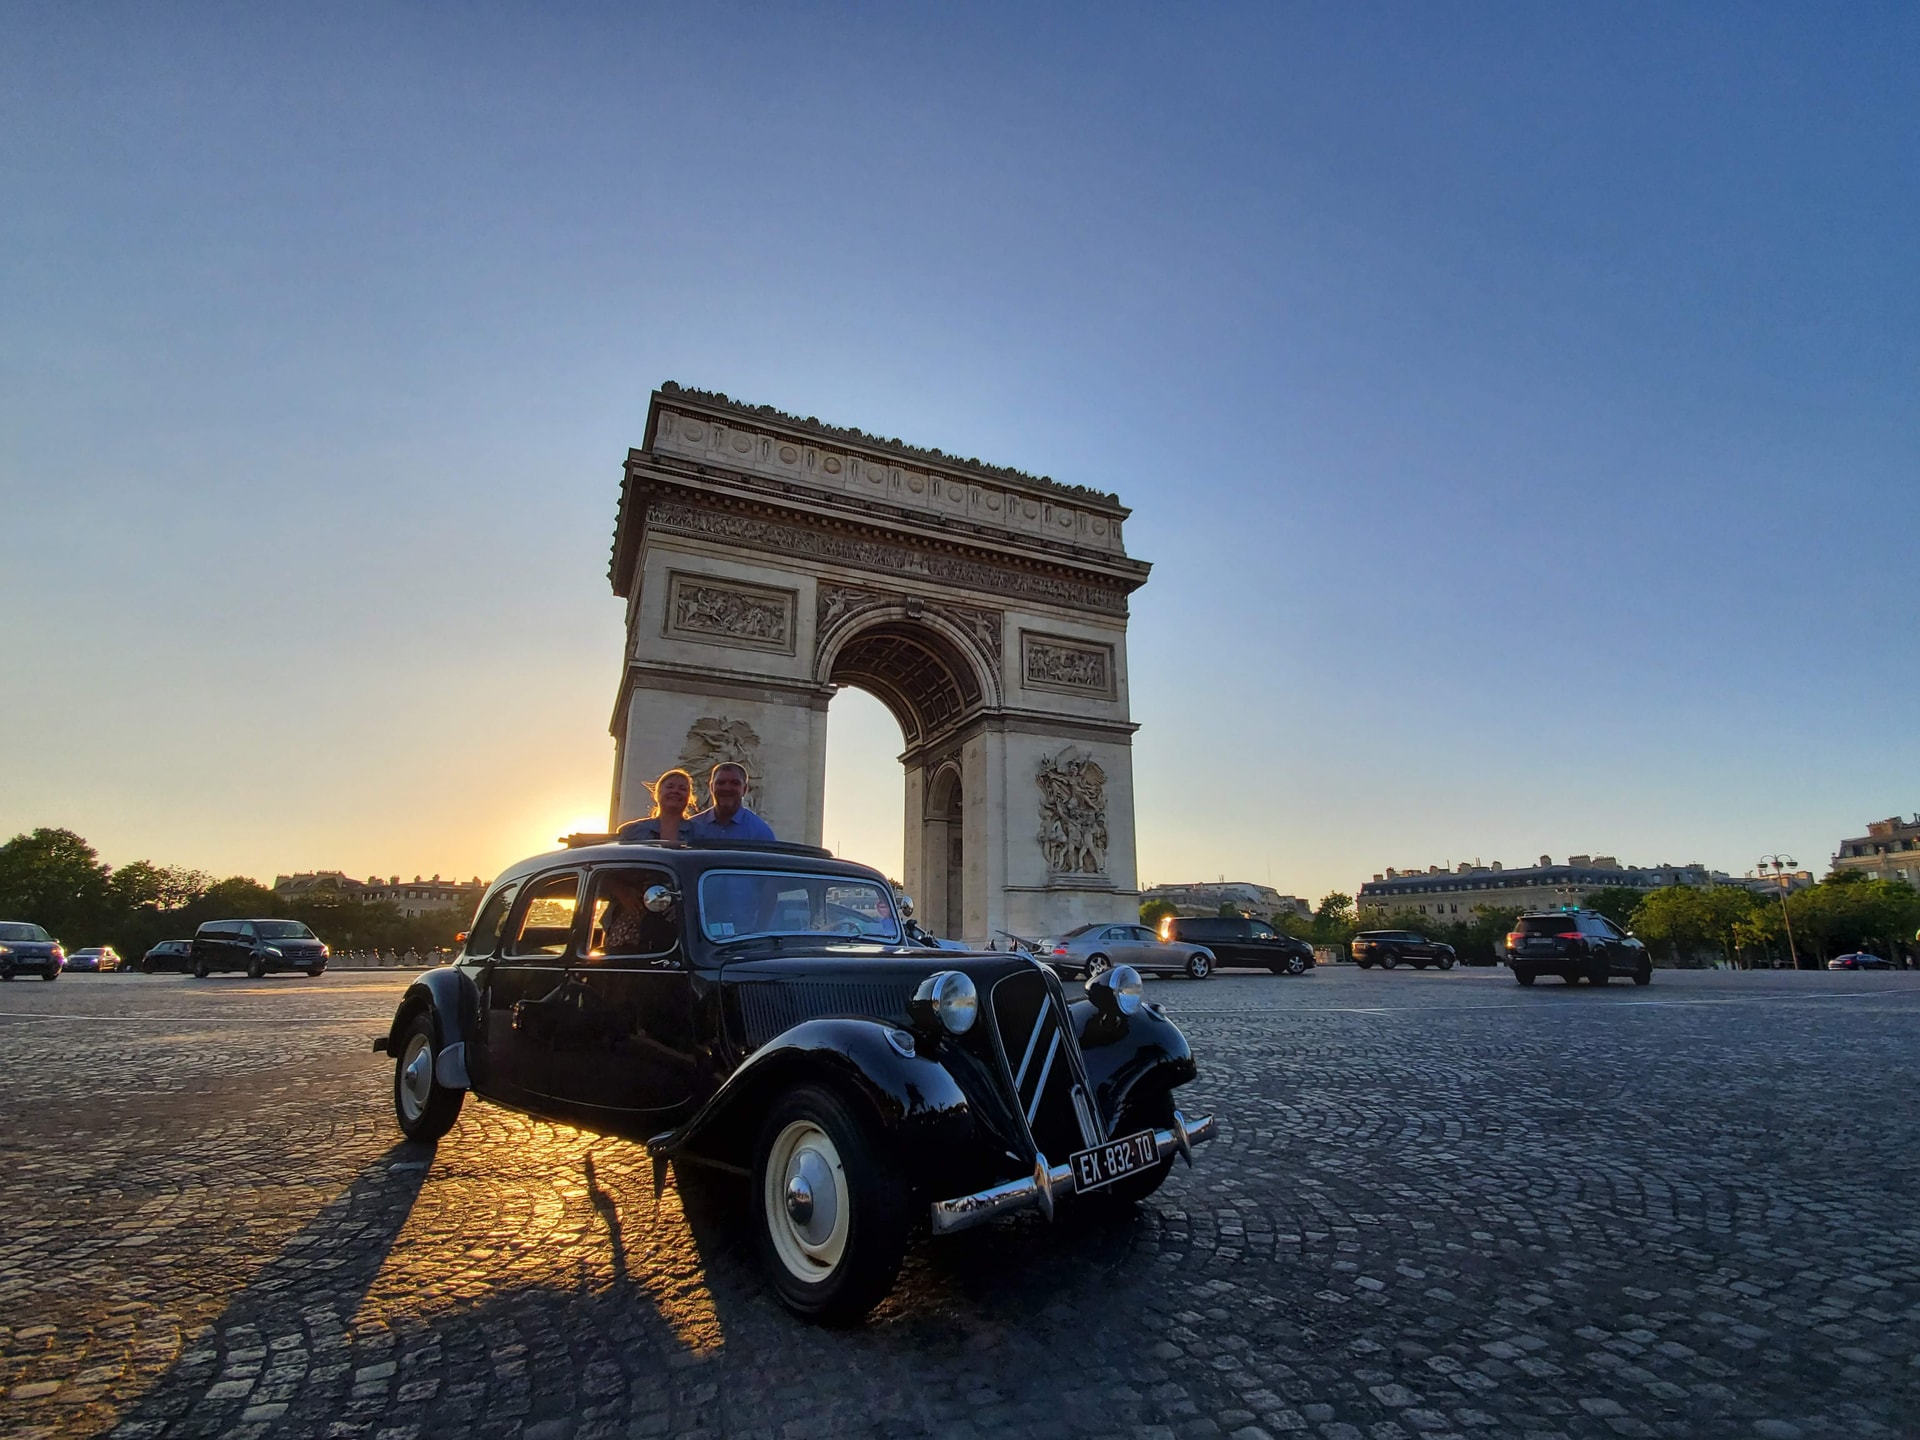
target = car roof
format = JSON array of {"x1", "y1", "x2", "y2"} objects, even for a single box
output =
[{"x1": 488, "y1": 840, "x2": 891, "y2": 890}]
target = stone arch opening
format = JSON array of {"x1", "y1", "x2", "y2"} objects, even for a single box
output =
[{"x1": 819, "y1": 614, "x2": 991, "y2": 939}]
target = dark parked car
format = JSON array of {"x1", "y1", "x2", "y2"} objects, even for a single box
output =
[
  {"x1": 1351, "y1": 930, "x2": 1456, "y2": 970},
  {"x1": 1828, "y1": 952, "x2": 1893, "y2": 971},
  {"x1": 1047, "y1": 922, "x2": 1217, "y2": 980},
  {"x1": 0, "y1": 922, "x2": 65, "y2": 980},
  {"x1": 374, "y1": 836, "x2": 1219, "y2": 1323},
  {"x1": 190, "y1": 919, "x2": 330, "y2": 978},
  {"x1": 66, "y1": 946, "x2": 123, "y2": 973},
  {"x1": 1158, "y1": 916, "x2": 1315, "y2": 975},
  {"x1": 142, "y1": 939, "x2": 194, "y2": 973},
  {"x1": 1505, "y1": 909, "x2": 1651, "y2": 986}
]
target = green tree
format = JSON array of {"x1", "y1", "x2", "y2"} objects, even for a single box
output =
[
  {"x1": 1628, "y1": 885, "x2": 1760, "y2": 967},
  {"x1": 1310, "y1": 892, "x2": 1356, "y2": 945},
  {"x1": 1582, "y1": 887, "x2": 1643, "y2": 930},
  {"x1": 1217, "y1": 900, "x2": 1241, "y2": 918},
  {"x1": 0, "y1": 828, "x2": 113, "y2": 941}
]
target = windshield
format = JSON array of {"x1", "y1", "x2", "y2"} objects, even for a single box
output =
[
  {"x1": 0, "y1": 923, "x2": 50, "y2": 942},
  {"x1": 253, "y1": 921, "x2": 316, "y2": 940},
  {"x1": 1517, "y1": 915, "x2": 1578, "y2": 935},
  {"x1": 697, "y1": 870, "x2": 901, "y2": 945}
]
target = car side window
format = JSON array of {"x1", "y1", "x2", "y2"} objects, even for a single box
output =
[
  {"x1": 1102, "y1": 927, "x2": 1128, "y2": 942},
  {"x1": 1591, "y1": 917, "x2": 1624, "y2": 939},
  {"x1": 1248, "y1": 922, "x2": 1276, "y2": 939},
  {"x1": 464, "y1": 882, "x2": 520, "y2": 958},
  {"x1": 585, "y1": 867, "x2": 679, "y2": 960},
  {"x1": 505, "y1": 871, "x2": 581, "y2": 958},
  {"x1": 1132, "y1": 927, "x2": 1155, "y2": 942}
]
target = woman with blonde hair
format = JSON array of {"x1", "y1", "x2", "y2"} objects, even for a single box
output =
[{"x1": 617, "y1": 768, "x2": 695, "y2": 843}]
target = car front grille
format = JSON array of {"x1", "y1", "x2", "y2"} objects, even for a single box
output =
[{"x1": 988, "y1": 968, "x2": 1101, "y2": 1162}]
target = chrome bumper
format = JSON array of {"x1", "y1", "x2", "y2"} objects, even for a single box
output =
[{"x1": 929, "y1": 1109, "x2": 1218, "y2": 1236}]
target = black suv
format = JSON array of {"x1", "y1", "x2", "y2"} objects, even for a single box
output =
[
  {"x1": 190, "y1": 919, "x2": 330, "y2": 978},
  {"x1": 1159, "y1": 916, "x2": 1315, "y2": 975},
  {"x1": 1505, "y1": 909, "x2": 1650, "y2": 986},
  {"x1": 1350, "y1": 930, "x2": 1456, "y2": 970}
]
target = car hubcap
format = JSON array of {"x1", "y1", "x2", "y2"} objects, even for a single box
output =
[
  {"x1": 765, "y1": 1120, "x2": 848, "y2": 1281},
  {"x1": 400, "y1": 1035, "x2": 433, "y2": 1122}
]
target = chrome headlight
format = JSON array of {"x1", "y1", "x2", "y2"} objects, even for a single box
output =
[
  {"x1": 1088, "y1": 963, "x2": 1145, "y2": 1017},
  {"x1": 910, "y1": 970, "x2": 978, "y2": 1035},
  {"x1": 262, "y1": 946, "x2": 283, "y2": 959}
]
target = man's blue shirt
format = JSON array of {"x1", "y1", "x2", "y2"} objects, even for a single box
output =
[{"x1": 686, "y1": 806, "x2": 777, "y2": 842}]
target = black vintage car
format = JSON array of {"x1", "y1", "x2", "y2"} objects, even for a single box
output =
[{"x1": 375, "y1": 836, "x2": 1218, "y2": 1323}]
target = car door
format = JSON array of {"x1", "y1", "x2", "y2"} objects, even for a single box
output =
[
  {"x1": 1243, "y1": 920, "x2": 1290, "y2": 970},
  {"x1": 1122, "y1": 925, "x2": 1164, "y2": 972},
  {"x1": 482, "y1": 869, "x2": 582, "y2": 1103},
  {"x1": 1097, "y1": 924, "x2": 1146, "y2": 971},
  {"x1": 543, "y1": 863, "x2": 699, "y2": 1122},
  {"x1": 1586, "y1": 915, "x2": 1627, "y2": 972}
]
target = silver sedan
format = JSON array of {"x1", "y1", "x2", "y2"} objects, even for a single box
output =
[{"x1": 1046, "y1": 922, "x2": 1217, "y2": 980}]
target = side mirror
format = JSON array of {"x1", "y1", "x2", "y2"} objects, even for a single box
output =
[
  {"x1": 897, "y1": 894, "x2": 916, "y2": 918},
  {"x1": 643, "y1": 885, "x2": 679, "y2": 914}
]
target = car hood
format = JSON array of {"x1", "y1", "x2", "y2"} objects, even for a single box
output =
[{"x1": 717, "y1": 948, "x2": 1047, "y2": 1047}]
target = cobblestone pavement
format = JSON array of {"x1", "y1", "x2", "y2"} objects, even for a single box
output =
[{"x1": 3, "y1": 965, "x2": 1918, "y2": 1440}]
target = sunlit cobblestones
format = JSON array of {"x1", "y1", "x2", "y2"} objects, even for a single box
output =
[{"x1": 1, "y1": 969, "x2": 1916, "y2": 1438}]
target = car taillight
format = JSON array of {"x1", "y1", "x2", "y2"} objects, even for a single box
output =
[
  {"x1": 1557, "y1": 931, "x2": 1580, "y2": 939},
  {"x1": 1051, "y1": 946, "x2": 1068, "y2": 956},
  {"x1": 1506, "y1": 933, "x2": 1524, "y2": 947}
]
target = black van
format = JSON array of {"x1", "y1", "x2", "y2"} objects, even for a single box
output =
[
  {"x1": 1157, "y1": 916, "x2": 1315, "y2": 975},
  {"x1": 190, "y1": 919, "x2": 329, "y2": 978}
]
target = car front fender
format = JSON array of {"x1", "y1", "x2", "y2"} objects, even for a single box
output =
[
  {"x1": 1068, "y1": 999, "x2": 1197, "y2": 1132},
  {"x1": 383, "y1": 967, "x2": 482, "y2": 1088},
  {"x1": 654, "y1": 1017, "x2": 974, "y2": 1174}
]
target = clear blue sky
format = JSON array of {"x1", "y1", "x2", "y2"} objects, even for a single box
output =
[{"x1": 3, "y1": 4, "x2": 1914, "y2": 898}]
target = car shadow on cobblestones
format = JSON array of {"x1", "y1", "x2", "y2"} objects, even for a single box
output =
[{"x1": 105, "y1": 1139, "x2": 439, "y2": 1439}]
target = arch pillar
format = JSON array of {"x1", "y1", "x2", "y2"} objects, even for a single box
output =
[{"x1": 608, "y1": 385, "x2": 1151, "y2": 947}]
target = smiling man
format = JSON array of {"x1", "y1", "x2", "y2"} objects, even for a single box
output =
[{"x1": 687, "y1": 761, "x2": 777, "y2": 842}]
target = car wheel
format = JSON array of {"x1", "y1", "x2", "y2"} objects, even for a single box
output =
[
  {"x1": 753, "y1": 1082, "x2": 910, "y2": 1324},
  {"x1": 1184, "y1": 951, "x2": 1212, "y2": 980},
  {"x1": 1514, "y1": 969, "x2": 1536, "y2": 986},
  {"x1": 248, "y1": 955, "x2": 266, "y2": 979},
  {"x1": 1356, "y1": 959, "x2": 1372, "y2": 969},
  {"x1": 392, "y1": 1010, "x2": 464, "y2": 1142},
  {"x1": 1439, "y1": 954, "x2": 1455, "y2": 971},
  {"x1": 193, "y1": 956, "x2": 209, "y2": 978},
  {"x1": 1, "y1": 970, "x2": 12, "y2": 981},
  {"x1": 1633, "y1": 960, "x2": 1652, "y2": 987},
  {"x1": 1380, "y1": 952, "x2": 1399, "y2": 970},
  {"x1": 1287, "y1": 952, "x2": 1309, "y2": 975},
  {"x1": 1084, "y1": 953, "x2": 1111, "y2": 980},
  {"x1": 42, "y1": 967, "x2": 57, "y2": 981},
  {"x1": 1589, "y1": 959, "x2": 1609, "y2": 985},
  {"x1": 307, "y1": 966, "x2": 325, "y2": 978}
]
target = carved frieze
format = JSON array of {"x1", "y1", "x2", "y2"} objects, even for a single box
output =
[
  {"x1": 664, "y1": 572, "x2": 796, "y2": 654},
  {"x1": 1021, "y1": 632, "x2": 1115, "y2": 699},
  {"x1": 1037, "y1": 747, "x2": 1109, "y2": 877},
  {"x1": 648, "y1": 500, "x2": 1128, "y2": 615},
  {"x1": 815, "y1": 583, "x2": 1003, "y2": 690}
]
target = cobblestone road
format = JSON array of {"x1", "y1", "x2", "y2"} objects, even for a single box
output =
[{"x1": 3, "y1": 965, "x2": 1918, "y2": 1440}]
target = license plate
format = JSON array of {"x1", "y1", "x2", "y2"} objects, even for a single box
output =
[{"x1": 1069, "y1": 1129, "x2": 1159, "y2": 1193}]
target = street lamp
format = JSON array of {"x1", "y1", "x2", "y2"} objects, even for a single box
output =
[{"x1": 1757, "y1": 854, "x2": 1801, "y2": 970}]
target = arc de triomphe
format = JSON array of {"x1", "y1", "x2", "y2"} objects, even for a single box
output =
[{"x1": 607, "y1": 384, "x2": 1150, "y2": 944}]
